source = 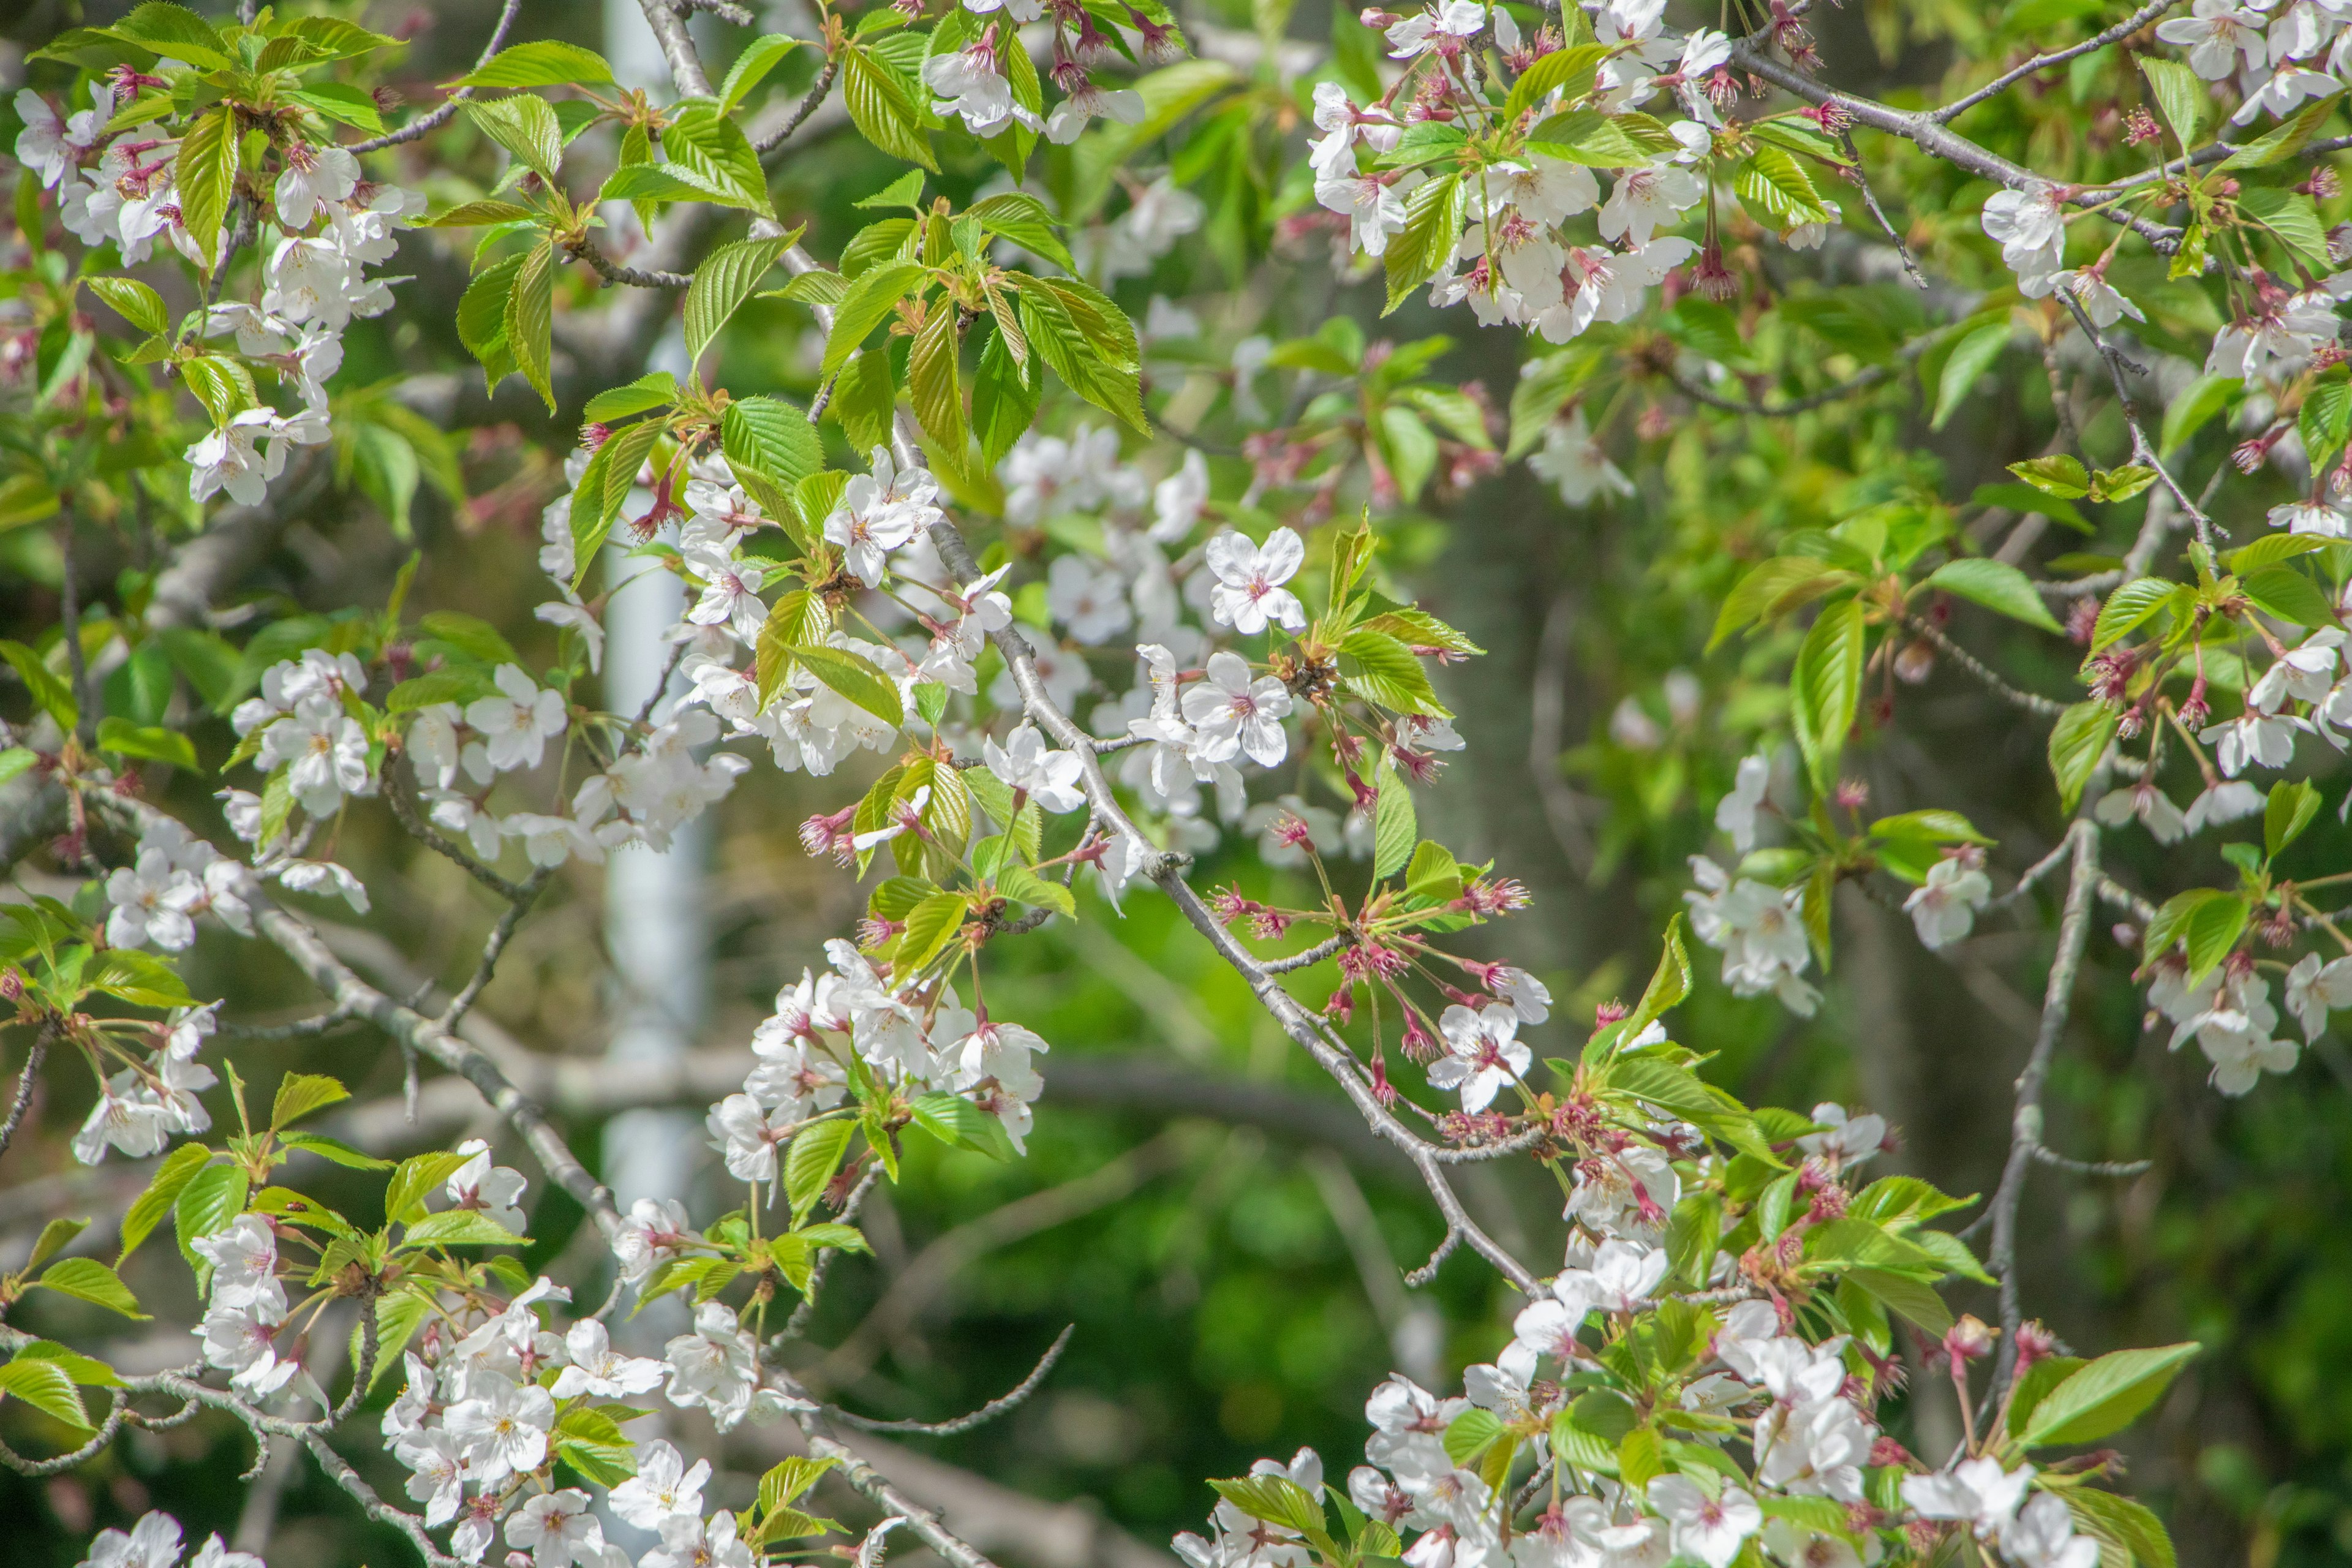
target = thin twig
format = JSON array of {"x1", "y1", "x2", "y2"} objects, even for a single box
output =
[
  {"x1": 568, "y1": 237, "x2": 696, "y2": 290},
  {"x1": 1905, "y1": 617, "x2": 2067, "y2": 718},
  {"x1": 1263, "y1": 933, "x2": 1352, "y2": 973},
  {"x1": 1838, "y1": 129, "x2": 1926, "y2": 289},
  {"x1": 347, "y1": 0, "x2": 525, "y2": 155},
  {"x1": 832, "y1": 1324, "x2": 1076, "y2": 1434},
  {"x1": 0, "y1": 1025, "x2": 51, "y2": 1161},
  {"x1": 2055, "y1": 285, "x2": 2216, "y2": 549},
  {"x1": 2029, "y1": 1145, "x2": 2150, "y2": 1177},
  {"x1": 383, "y1": 770, "x2": 532, "y2": 902},
  {"x1": 1930, "y1": 0, "x2": 2184, "y2": 124},
  {"x1": 755, "y1": 56, "x2": 840, "y2": 155},
  {"x1": 437, "y1": 868, "x2": 552, "y2": 1029},
  {"x1": 1986, "y1": 816, "x2": 2101, "y2": 1398},
  {"x1": 1989, "y1": 839, "x2": 2074, "y2": 910}
]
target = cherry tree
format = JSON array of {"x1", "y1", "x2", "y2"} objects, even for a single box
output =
[{"x1": 1, "y1": 0, "x2": 2348, "y2": 1565}]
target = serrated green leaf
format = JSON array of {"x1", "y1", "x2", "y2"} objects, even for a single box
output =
[
  {"x1": 36, "y1": 1257, "x2": 146, "y2": 1319},
  {"x1": 685, "y1": 235, "x2": 797, "y2": 364},
  {"x1": 1926, "y1": 557, "x2": 2064, "y2": 633},
  {"x1": 785, "y1": 1118, "x2": 854, "y2": 1218},
  {"x1": 2022, "y1": 1343, "x2": 2199, "y2": 1446},
  {"x1": 1790, "y1": 598, "x2": 1866, "y2": 793},
  {"x1": 457, "y1": 40, "x2": 616, "y2": 88},
  {"x1": 2046, "y1": 701, "x2": 2116, "y2": 813}
]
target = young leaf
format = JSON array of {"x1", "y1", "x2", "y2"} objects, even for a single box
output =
[
  {"x1": 457, "y1": 40, "x2": 616, "y2": 88},
  {"x1": 1924, "y1": 557, "x2": 2064, "y2": 633},
  {"x1": 119, "y1": 1144, "x2": 211, "y2": 1263},
  {"x1": 841, "y1": 46, "x2": 938, "y2": 173},
  {"x1": 1373, "y1": 759, "x2": 1416, "y2": 880},
  {"x1": 174, "y1": 107, "x2": 238, "y2": 274},
  {"x1": 908, "y1": 303, "x2": 967, "y2": 458},
  {"x1": 2090, "y1": 577, "x2": 2179, "y2": 652},
  {"x1": 2020, "y1": 1343, "x2": 2199, "y2": 1446},
  {"x1": 2265, "y1": 778, "x2": 2321, "y2": 859},
  {"x1": 503, "y1": 236, "x2": 557, "y2": 412},
  {"x1": 1789, "y1": 598, "x2": 1865, "y2": 793},
  {"x1": 271, "y1": 1071, "x2": 349, "y2": 1130},
  {"x1": 2046, "y1": 701, "x2": 2116, "y2": 813},
  {"x1": 785, "y1": 1118, "x2": 854, "y2": 1218},
  {"x1": 793, "y1": 644, "x2": 905, "y2": 729},
  {"x1": 463, "y1": 95, "x2": 564, "y2": 179},
  {"x1": 684, "y1": 235, "x2": 797, "y2": 364},
  {"x1": 722, "y1": 36, "x2": 803, "y2": 111},
  {"x1": 823, "y1": 261, "x2": 926, "y2": 380},
  {"x1": 81, "y1": 277, "x2": 167, "y2": 336},
  {"x1": 0, "y1": 1357, "x2": 91, "y2": 1430},
  {"x1": 36, "y1": 1257, "x2": 146, "y2": 1319}
]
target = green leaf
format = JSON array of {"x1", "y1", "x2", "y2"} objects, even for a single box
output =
[
  {"x1": 81, "y1": 277, "x2": 167, "y2": 336},
  {"x1": 1925, "y1": 557, "x2": 2064, "y2": 633},
  {"x1": 1708, "y1": 558, "x2": 1856, "y2": 649},
  {"x1": 1790, "y1": 598, "x2": 1866, "y2": 794},
  {"x1": 119, "y1": 1144, "x2": 211, "y2": 1263},
  {"x1": 842, "y1": 45, "x2": 938, "y2": 173},
  {"x1": 105, "y1": 4, "x2": 232, "y2": 67},
  {"x1": 2220, "y1": 91, "x2": 2343, "y2": 169},
  {"x1": 2300, "y1": 378, "x2": 2351, "y2": 470},
  {"x1": 2087, "y1": 464, "x2": 2157, "y2": 505},
  {"x1": 793, "y1": 644, "x2": 904, "y2": 728},
  {"x1": 967, "y1": 192, "x2": 1075, "y2": 273},
  {"x1": 457, "y1": 40, "x2": 616, "y2": 87},
  {"x1": 12, "y1": 1341, "x2": 123, "y2": 1390},
  {"x1": 909, "y1": 302, "x2": 968, "y2": 458},
  {"x1": 0, "y1": 1357, "x2": 91, "y2": 1430},
  {"x1": 1843, "y1": 1267, "x2": 1953, "y2": 1336},
  {"x1": 175, "y1": 107, "x2": 237, "y2": 275},
  {"x1": 910, "y1": 1092, "x2": 1017, "y2": 1161},
  {"x1": 582, "y1": 372, "x2": 682, "y2": 424},
  {"x1": 2239, "y1": 185, "x2": 2332, "y2": 270},
  {"x1": 385, "y1": 1150, "x2": 475, "y2": 1227},
  {"x1": 288, "y1": 83, "x2": 386, "y2": 134},
  {"x1": 685, "y1": 235, "x2": 796, "y2": 364},
  {"x1": 2228, "y1": 533, "x2": 2334, "y2": 574},
  {"x1": 0, "y1": 639, "x2": 71, "y2": 728},
  {"x1": 2160, "y1": 373, "x2": 2241, "y2": 455},
  {"x1": 402, "y1": 1210, "x2": 529, "y2": 1248},
  {"x1": 173, "y1": 1161, "x2": 249, "y2": 1273},
  {"x1": 1504, "y1": 42, "x2": 1611, "y2": 117},
  {"x1": 2065, "y1": 1488, "x2": 2179, "y2": 1568},
  {"x1": 1627, "y1": 914, "x2": 1692, "y2": 1038},
  {"x1": 95, "y1": 717, "x2": 195, "y2": 770},
  {"x1": 1932, "y1": 322, "x2": 2011, "y2": 430},
  {"x1": 2266, "y1": 779, "x2": 2321, "y2": 859},
  {"x1": 2139, "y1": 56, "x2": 2206, "y2": 148},
  {"x1": 1869, "y1": 809, "x2": 1992, "y2": 843},
  {"x1": 2090, "y1": 577, "x2": 2180, "y2": 652},
  {"x1": 722, "y1": 35, "x2": 803, "y2": 111},
  {"x1": 895, "y1": 892, "x2": 968, "y2": 975},
  {"x1": 823, "y1": 261, "x2": 926, "y2": 380},
  {"x1": 1211, "y1": 1476, "x2": 1325, "y2": 1537},
  {"x1": 1735, "y1": 145, "x2": 1833, "y2": 228},
  {"x1": 722, "y1": 396, "x2": 824, "y2": 500},
  {"x1": 1340, "y1": 629, "x2": 1449, "y2": 718},
  {"x1": 2021, "y1": 1343, "x2": 2199, "y2": 1446},
  {"x1": 36, "y1": 1257, "x2": 146, "y2": 1319},
  {"x1": 1382, "y1": 173, "x2": 1466, "y2": 317},
  {"x1": 463, "y1": 94, "x2": 564, "y2": 179},
  {"x1": 568, "y1": 419, "x2": 665, "y2": 589},
  {"x1": 271, "y1": 1071, "x2": 348, "y2": 1130},
  {"x1": 457, "y1": 251, "x2": 524, "y2": 386},
  {"x1": 503, "y1": 238, "x2": 556, "y2": 412},
  {"x1": 785, "y1": 1118, "x2": 854, "y2": 1218},
  {"x1": 1371, "y1": 760, "x2": 1417, "y2": 880},
  {"x1": 1444, "y1": 1407, "x2": 1506, "y2": 1466},
  {"x1": 2241, "y1": 564, "x2": 2341, "y2": 628},
  {"x1": 973, "y1": 327, "x2": 1040, "y2": 467},
  {"x1": 279, "y1": 1132, "x2": 393, "y2": 1170},
  {"x1": 2010, "y1": 454, "x2": 2091, "y2": 499},
  {"x1": 2046, "y1": 701, "x2": 2116, "y2": 813},
  {"x1": 1404, "y1": 840, "x2": 1463, "y2": 903},
  {"x1": 28, "y1": 1218, "x2": 88, "y2": 1272}
]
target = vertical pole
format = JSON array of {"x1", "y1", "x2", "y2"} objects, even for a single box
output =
[{"x1": 600, "y1": 0, "x2": 707, "y2": 1222}]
